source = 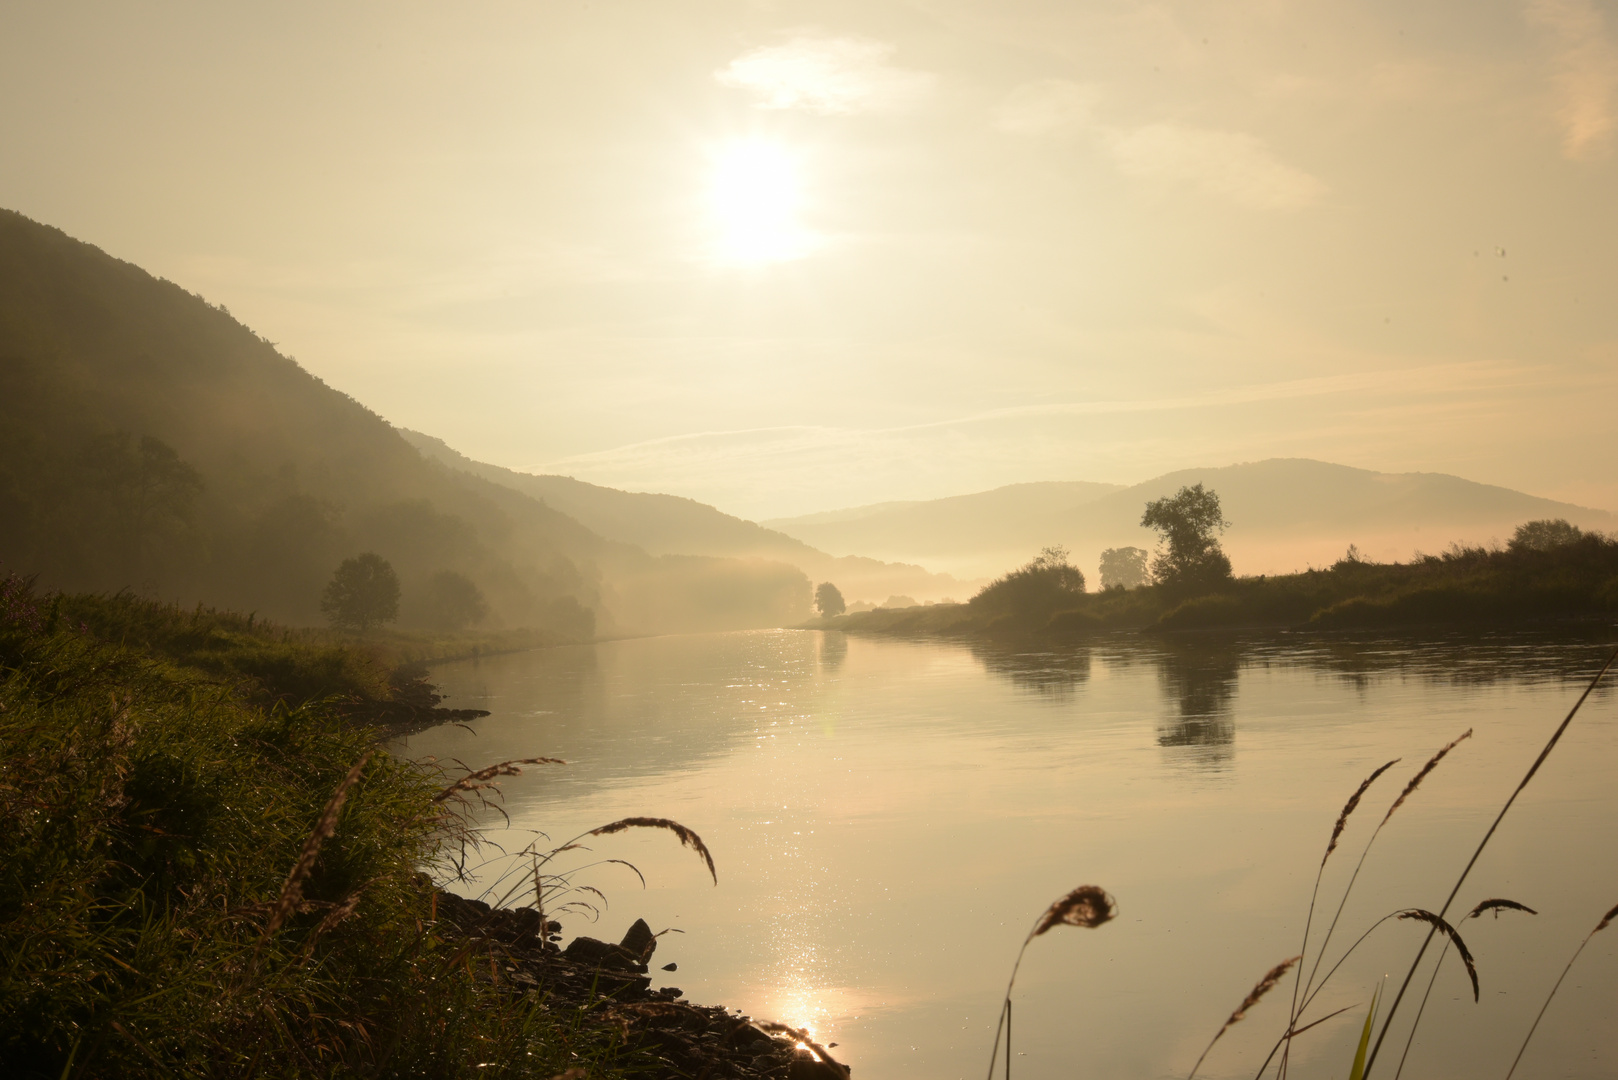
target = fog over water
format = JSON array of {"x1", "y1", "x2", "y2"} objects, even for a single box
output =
[{"x1": 406, "y1": 628, "x2": 1618, "y2": 1080}]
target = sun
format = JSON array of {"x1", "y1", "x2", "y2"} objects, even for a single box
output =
[{"x1": 706, "y1": 139, "x2": 815, "y2": 265}]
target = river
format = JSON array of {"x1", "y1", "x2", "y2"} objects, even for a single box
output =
[{"x1": 399, "y1": 628, "x2": 1618, "y2": 1079}]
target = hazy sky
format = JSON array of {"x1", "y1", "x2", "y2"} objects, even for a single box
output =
[{"x1": 3, "y1": 1, "x2": 1616, "y2": 519}]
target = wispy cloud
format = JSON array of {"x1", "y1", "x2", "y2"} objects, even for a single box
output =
[
  {"x1": 997, "y1": 79, "x2": 1325, "y2": 210},
  {"x1": 1526, "y1": 0, "x2": 1618, "y2": 159},
  {"x1": 1104, "y1": 123, "x2": 1326, "y2": 210},
  {"x1": 715, "y1": 35, "x2": 934, "y2": 114},
  {"x1": 994, "y1": 79, "x2": 1099, "y2": 135}
]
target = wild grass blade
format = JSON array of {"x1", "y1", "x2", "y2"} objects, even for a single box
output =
[
  {"x1": 1188, "y1": 955, "x2": 1300, "y2": 1080},
  {"x1": 1394, "y1": 910, "x2": 1478, "y2": 1001},
  {"x1": 584, "y1": 817, "x2": 717, "y2": 884},
  {"x1": 1392, "y1": 898, "x2": 1537, "y2": 1080},
  {"x1": 261, "y1": 749, "x2": 375, "y2": 943},
  {"x1": 1282, "y1": 759, "x2": 1399, "y2": 1076},
  {"x1": 1299, "y1": 735, "x2": 1471, "y2": 1020},
  {"x1": 1348, "y1": 985, "x2": 1380, "y2": 1080},
  {"x1": 986, "y1": 886, "x2": 1116, "y2": 1080},
  {"x1": 1505, "y1": 901, "x2": 1618, "y2": 1080},
  {"x1": 1362, "y1": 647, "x2": 1618, "y2": 1079}
]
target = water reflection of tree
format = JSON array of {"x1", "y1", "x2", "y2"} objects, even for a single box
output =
[
  {"x1": 1153, "y1": 637, "x2": 1242, "y2": 768},
  {"x1": 969, "y1": 640, "x2": 1092, "y2": 700},
  {"x1": 817, "y1": 630, "x2": 847, "y2": 675}
]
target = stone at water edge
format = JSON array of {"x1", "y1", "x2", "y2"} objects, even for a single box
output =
[{"x1": 620, "y1": 917, "x2": 657, "y2": 962}]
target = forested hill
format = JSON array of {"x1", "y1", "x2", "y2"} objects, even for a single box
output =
[
  {"x1": 767, "y1": 460, "x2": 1613, "y2": 580},
  {"x1": 401, "y1": 429, "x2": 966, "y2": 604},
  {"x1": 0, "y1": 209, "x2": 809, "y2": 635}
]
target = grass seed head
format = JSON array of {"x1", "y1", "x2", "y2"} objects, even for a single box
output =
[
  {"x1": 1324, "y1": 758, "x2": 1400, "y2": 865},
  {"x1": 1398, "y1": 909, "x2": 1479, "y2": 1001},
  {"x1": 1033, "y1": 885, "x2": 1118, "y2": 937},
  {"x1": 586, "y1": 817, "x2": 717, "y2": 883},
  {"x1": 1382, "y1": 730, "x2": 1472, "y2": 825}
]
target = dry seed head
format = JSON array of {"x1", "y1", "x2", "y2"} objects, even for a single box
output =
[
  {"x1": 1188, "y1": 955, "x2": 1301, "y2": 1079},
  {"x1": 1398, "y1": 909, "x2": 1479, "y2": 1001},
  {"x1": 587, "y1": 817, "x2": 717, "y2": 883},
  {"x1": 1033, "y1": 885, "x2": 1118, "y2": 937},
  {"x1": 433, "y1": 756, "x2": 566, "y2": 803},
  {"x1": 1382, "y1": 730, "x2": 1472, "y2": 825},
  {"x1": 1227, "y1": 955, "x2": 1301, "y2": 1027},
  {"x1": 263, "y1": 750, "x2": 375, "y2": 940},
  {"x1": 1468, "y1": 898, "x2": 1538, "y2": 920},
  {"x1": 1323, "y1": 758, "x2": 1400, "y2": 865},
  {"x1": 1595, "y1": 902, "x2": 1618, "y2": 933}
]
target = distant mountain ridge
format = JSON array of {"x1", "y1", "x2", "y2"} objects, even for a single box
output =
[
  {"x1": 400, "y1": 430, "x2": 968, "y2": 603},
  {"x1": 764, "y1": 459, "x2": 1613, "y2": 581}
]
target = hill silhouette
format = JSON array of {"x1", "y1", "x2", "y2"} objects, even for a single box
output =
[
  {"x1": 0, "y1": 208, "x2": 808, "y2": 635},
  {"x1": 765, "y1": 459, "x2": 1613, "y2": 581},
  {"x1": 401, "y1": 429, "x2": 966, "y2": 604}
]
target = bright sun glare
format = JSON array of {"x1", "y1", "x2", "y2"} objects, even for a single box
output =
[{"x1": 707, "y1": 139, "x2": 814, "y2": 265}]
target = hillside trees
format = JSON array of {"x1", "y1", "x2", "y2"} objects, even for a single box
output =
[
  {"x1": 421, "y1": 569, "x2": 489, "y2": 630},
  {"x1": 1141, "y1": 484, "x2": 1233, "y2": 592},
  {"x1": 320, "y1": 553, "x2": 401, "y2": 631}
]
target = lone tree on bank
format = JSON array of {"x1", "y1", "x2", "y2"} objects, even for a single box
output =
[
  {"x1": 1140, "y1": 484, "x2": 1233, "y2": 592},
  {"x1": 815, "y1": 581, "x2": 846, "y2": 618},
  {"x1": 321, "y1": 553, "x2": 401, "y2": 631}
]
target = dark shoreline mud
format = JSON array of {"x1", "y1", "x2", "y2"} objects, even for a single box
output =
[{"x1": 433, "y1": 892, "x2": 851, "y2": 1080}]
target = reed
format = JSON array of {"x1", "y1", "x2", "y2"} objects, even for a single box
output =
[
  {"x1": 1360, "y1": 647, "x2": 1618, "y2": 1078},
  {"x1": 1188, "y1": 956, "x2": 1301, "y2": 1080},
  {"x1": 1505, "y1": 900, "x2": 1618, "y2": 1079},
  {"x1": 985, "y1": 885, "x2": 1116, "y2": 1080}
]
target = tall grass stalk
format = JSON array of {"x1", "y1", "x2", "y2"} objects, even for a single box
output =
[
  {"x1": 984, "y1": 885, "x2": 1116, "y2": 1080},
  {"x1": 1504, "y1": 900, "x2": 1618, "y2": 1079},
  {"x1": 1360, "y1": 646, "x2": 1618, "y2": 1078}
]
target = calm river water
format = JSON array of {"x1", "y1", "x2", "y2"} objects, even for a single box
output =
[{"x1": 400, "y1": 629, "x2": 1618, "y2": 1080}]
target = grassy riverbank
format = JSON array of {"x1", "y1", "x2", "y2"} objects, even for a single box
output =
[
  {"x1": 822, "y1": 532, "x2": 1618, "y2": 639},
  {"x1": 0, "y1": 579, "x2": 625, "y2": 1079}
]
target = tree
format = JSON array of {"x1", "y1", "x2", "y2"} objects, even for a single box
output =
[
  {"x1": 79, "y1": 432, "x2": 203, "y2": 586},
  {"x1": 1140, "y1": 484, "x2": 1233, "y2": 592},
  {"x1": 815, "y1": 581, "x2": 846, "y2": 618},
  {"x1": 1098, "y1": 546, "x2": 1149, "y2": 590},
  {"x1": 422, "y1": 569, "x2": 489, "y2": 630},
  {"x1": 969, "y1": 545, "x2": 1086, "y2": 617},
  {"x1": 320, "y1": 553, "x2": 400, "y2": 631},
  {"x1": 1509, "y1": 519, "x2": 1583, "y2": 553}
]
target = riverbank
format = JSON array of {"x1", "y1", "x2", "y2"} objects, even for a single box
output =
[
  {"x1": 0, "y1": 579, "x2": 846, "y2": 1079},
  {"x1": 819, "y1": 532, "x2": 1618, "y2": 639}
]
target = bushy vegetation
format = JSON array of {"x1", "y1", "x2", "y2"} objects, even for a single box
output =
[
  {"x1": 830, "y1": 521, "x2": 1618, "y2": 638},
  {"x1": 968, "y1": 546, "x2": 1086, "y2": 623},
  {"x1": 0, "y1": 576, "x2": 627, "y2": 1079}
]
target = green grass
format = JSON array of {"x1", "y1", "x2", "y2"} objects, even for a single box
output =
[{"x1": 0, "y1": 576, "x2": 627, "y2": 1079}]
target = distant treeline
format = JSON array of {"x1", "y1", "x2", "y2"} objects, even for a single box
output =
[{"x1": 828, "y1": 519, "x2": 1618, "y2": 637}]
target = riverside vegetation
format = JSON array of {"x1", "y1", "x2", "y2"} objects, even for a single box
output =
[
  {"x1": 822, "y1": 516, "x2": 1618, "y2": 639},
  {"x1": 0, "y1": 578, "x2": 848, "y2": 1079}
]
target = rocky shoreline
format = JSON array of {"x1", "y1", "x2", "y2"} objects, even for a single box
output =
[{"x1": 434, "y1": 892, "x2": 851, "y2": 1080}]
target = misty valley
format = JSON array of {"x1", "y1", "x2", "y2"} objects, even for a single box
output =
[{"x1": 5, "y1": 6, "x2": 1618, "y2": 1074}]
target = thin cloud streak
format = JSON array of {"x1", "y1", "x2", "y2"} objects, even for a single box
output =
[
  {"x1": 1527, "y1": 0, "x2": 1618, "y2": 159},
  {"x1": 996, "y1": 79, "x2": 1325, "y2": 209},
  {"x1": 526, "y1": 361, "x2": 1524, "y2": 474},
  {"x1": 715, "y1": 35, "x2": 935, "y2": 114}
]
